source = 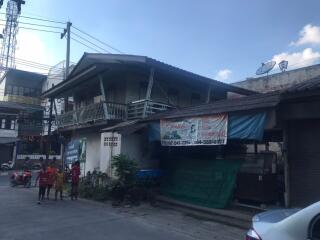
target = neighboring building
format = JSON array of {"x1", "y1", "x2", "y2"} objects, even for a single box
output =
[
  {"x1": 0, "y1": 69, "x2": 60, "y2": 166},
  {"x1": 0, "y1": 101, "x2": 20, "y2": 165},
  {"x1": 233, "y1": 63, "x2": 320, "y2": 93},
  {"x1": 42, "y1": 53, "x2": 255, "y2": 173}
]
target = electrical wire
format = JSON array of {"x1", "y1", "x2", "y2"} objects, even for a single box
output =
[
  {"x1": 71, "y1": 37, "x2": 102, "y2": 53},
  {"x1": 19, "y1": 15, "x2": 66, "y2": 25},
  {"x1": 71, "y1": 31, "x2": 110, "y2": 53},
  {"x1": 19, "y1": 26, "x2": 61, "y2": 34},
  {"x1": 18, "y1": 21, "x2": 64, "y2": 29},
  {"x1": 72, "y1": 25, "x2": 123, "y2": 54}
]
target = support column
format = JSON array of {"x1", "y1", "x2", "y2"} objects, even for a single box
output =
[
  {"x1": 206, "y1": 85, "x2": 212, "y2": 103},
  {"x1": 99, "y1": 75, "x2": 109, "y2": 119},
  {"x1": 283, "y1": 124, "x2": 290, "y2": 208},
  {"x1": 143, "y1": 68, "x2": 155, "y2": 118}
]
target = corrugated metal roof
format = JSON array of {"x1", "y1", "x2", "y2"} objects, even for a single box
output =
[
  {"x1": 42, "y1": 53, "x2": 257, "y2": 98},
  {"x1": 145, "y1": 92, "x2": 280, "y2": 120},
  {"x1": 283, "y1": 75, "x2": 320, "y2": 93},
  {"x1": 101, "y1": 120, "x2": 147, "y2": 135}
]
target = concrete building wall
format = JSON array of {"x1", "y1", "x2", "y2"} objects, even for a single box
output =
[
  {"x1": 70, "y1": 130, "x2": 101, "y2": 173},
  {"x1": 233, "y1": 64, "x2": 320, "y2": 93}
]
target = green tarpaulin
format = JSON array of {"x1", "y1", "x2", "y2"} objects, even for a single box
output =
[{"x1": 161, "y1": 158, "x2": 243, "y2": 209}]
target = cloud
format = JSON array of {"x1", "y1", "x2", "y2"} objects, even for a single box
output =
[
  {"x1": 291, "y1": 24, "x2": 320, "y2": 46},
  {"x1": 272, "y1": 48, "x2": 320, "y2": 69},
  {"x1": 15, "y1": 31, "x2": 51, "y2": 73},
  {"x1": 215, "y1": 69, "x2": 232, "y2": 81}
]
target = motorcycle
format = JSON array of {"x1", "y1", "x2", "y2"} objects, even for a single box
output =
[{"x1": 10, "y1": 170, "x2": 32, "y2": 187}]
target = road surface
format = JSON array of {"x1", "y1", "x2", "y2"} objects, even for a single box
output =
[{"x1": 0, "y1": 173, "x2": 245, "y2": 240}]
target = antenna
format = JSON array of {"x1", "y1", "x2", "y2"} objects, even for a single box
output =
[
  {"x1": 0, "y1": 0, "x2": 25, "y2": 76},
  {"x1": 279, "y1": 60, "x2": 288, "y2": 72},
  {"x1": 256, "y1": 61, "x2": 276, "y2": 76}
]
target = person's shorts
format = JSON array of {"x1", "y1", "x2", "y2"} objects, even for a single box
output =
[{"x1": 47, "y1": 184, "x2": 53, "y2": 188}]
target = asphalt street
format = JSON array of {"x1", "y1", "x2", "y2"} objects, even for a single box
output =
[{"x1": 0, "y1": 173, "x2": 245, "y2": 240}]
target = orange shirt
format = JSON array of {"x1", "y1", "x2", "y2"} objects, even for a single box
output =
[{"x1": 47, "y1": 166, "x2": 57, "y2": 185}]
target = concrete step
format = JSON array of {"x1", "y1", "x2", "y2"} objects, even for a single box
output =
[{"x1": 156, "y1": 196, "x2": 255, "y2": 230}]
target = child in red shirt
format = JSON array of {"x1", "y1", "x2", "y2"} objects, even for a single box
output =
[
  {"x1": 71, "y1": 161, "x2": 81, "y2": 200},
  {"x1": 36, "y1": 166, "x2": 48, "y2": 204}
]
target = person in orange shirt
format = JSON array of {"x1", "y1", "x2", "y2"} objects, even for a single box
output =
[
  {"x1": 46, "y1": 162, "x2": 57, "y2": 200},
  {"x1": 54, "y1": 167, "x2": 64, "y2": 201}
]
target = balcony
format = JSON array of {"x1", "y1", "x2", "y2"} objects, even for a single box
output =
[
  {"x1": 127, "y1": 100, "x2": 173, "y2": 119},
  {"x1": 56, "y1": 102, "x2": 127, "y2": 128},
  {"x1": 2, "y1": 94, "x2": 41, "y2": 105},
  {"x1": 0, "y1": 129, "x2": 18, "y2": 138},
  {"x1": 56, "y1": 100, "x2": 173, "y2": 128}
]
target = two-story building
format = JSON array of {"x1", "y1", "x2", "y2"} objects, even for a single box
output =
[
  {"x1": 42, "y1": 53, "x2": 255, "y2": 174},
  {"x1": 0, "y1": 101, "x2": 20, "y2": 165},
  {"x1": 0, "y1": 69, "x2": 60, "y2": 167}
]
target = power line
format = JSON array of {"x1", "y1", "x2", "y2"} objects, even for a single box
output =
[
  {"x1": 18, "y1": 14, "x2": 66, "y2": 25},
  {"x1": 71, "y1": 37, "x2": 102, "y2": 53},
  {"x1": 72, "y1": 25, "x2": 123, "y2": 54},
  {"x1": 18, "y1": 26, "x2": 61, "y2": 34},
  {"x1": 71, "y1": 31, "x2": 110, "y2": 53},
  {"x1": 18, "y1": 21, "x2": 64, "y2": 29}
]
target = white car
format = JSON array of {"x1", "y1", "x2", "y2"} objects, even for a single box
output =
[{"x1": 246, "y1": 201, "x2": 320, "y2": 240}]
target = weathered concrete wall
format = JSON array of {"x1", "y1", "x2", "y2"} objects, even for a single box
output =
[
  {"x1": 233, "y1": 64, "x2": 320, "y2": 93},
  {"x1": 70, "y1": 130, "x2": 101, "y2": 173}
]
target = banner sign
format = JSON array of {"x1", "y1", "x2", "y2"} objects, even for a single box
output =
[
  {"x1": 65, "y1": 140, "x2": 80, "y2": 165},
  {"x1": 64, "y1": 138, "x2": 87, "y2": 165},
  {"x1": 160, "y1": 114, "x2": 228, "y2": 146}
]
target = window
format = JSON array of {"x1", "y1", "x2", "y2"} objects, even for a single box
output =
[
  {"x1": 13, "y1": 86, "x2": 18, "y2": 95},
  {"x1": 310, "y1": 215, "x2": 320, "y2": 240},
  {"x1": 18, "y1": 86, "x2": 24, "y2": 96},
  {"x1": 10, "y1": 120, "x2": 15, "y2": 130},
  {"x1": 6, "y1": 85, "x2": 12, "y2": 95},
  {"x1": 24, "y1": 87, "x2": 30, "y2": 96},
  {"x1": 1, "y1": 119, "x2": 5, "y2": 129}
]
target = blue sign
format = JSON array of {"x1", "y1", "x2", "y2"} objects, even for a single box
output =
[{"x1": 65, "y1": 140, "x2": 80, "y2": 165}]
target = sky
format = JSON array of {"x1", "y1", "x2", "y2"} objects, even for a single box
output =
[{"x1": 2, "y1": 0, "x2": 320, "y2": 84}]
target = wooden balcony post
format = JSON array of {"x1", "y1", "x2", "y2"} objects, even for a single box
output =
[
  {"x1": 99, "y1": 74, "x2": 109, "y2": 119},
  {"x1": 206, "y1": 85, "x2": 212, "y2": 103},
  {"x1": 143, "y1": 68, "x2": 155, "y2": 118}
]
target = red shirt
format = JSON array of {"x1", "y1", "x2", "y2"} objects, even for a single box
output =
[
  {"x1": 47, "y1": 167, "x2": 57, "y2": 185},
  {"x1": 71, "y1": 165, "x2": 80, "y2": 183},
  {"x1": 38, "y1": 170, "x2": 48, "y2": 187}
]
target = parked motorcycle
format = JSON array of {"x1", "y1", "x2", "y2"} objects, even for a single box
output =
[
  {"x1": 10, "y1": 170, "x2": 32, "y2": 187},
  {"x1": 1, "y1": 161, "x2": 14, "y2": 171}
]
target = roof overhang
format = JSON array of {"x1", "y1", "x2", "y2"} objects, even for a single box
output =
[{"x1": 42, "y1": 53, "x2": 257, "y2": 99}]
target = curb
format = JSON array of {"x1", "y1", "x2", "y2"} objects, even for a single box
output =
[{"x1": 156, "y1": 196, "x2": 254, "y2": 229}]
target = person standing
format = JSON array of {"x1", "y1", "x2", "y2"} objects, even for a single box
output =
[
  {"x1": 35, "y1": 165, "x2": 48, "y2": 204},
  {"x1": 71, "y1": 161, "x2": 80, "y2": 200},
  {"x1": 54, "y1": 167, "x2": 64, "y2": 201},
  {"x1": 46, "y1": 162, "x2": 57, "y2": 200}
]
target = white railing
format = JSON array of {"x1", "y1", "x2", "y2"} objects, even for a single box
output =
[
  {"x1": 0, "y1": 129, "x2": 18, "y2": 138},
  {"x1": 2, "y1": 94, "x2": 41, "y2": 105},
  {"x1": 127, "y1": 99, "x2": 173, "y2": 120},
  {"x1": 56, "y1": 102, "x2": 127, "y2": 128},
  {"x1": 17, "y1": 154, "x2": 61, "y2": 160},
  {"x1": 56, "y1": 100, "x2": 172, "y2": 128}
]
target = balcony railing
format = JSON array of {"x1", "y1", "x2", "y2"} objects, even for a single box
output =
[
  {"x1": 56, "y1": 102, "x2": 127, "y2": 128},
  {"x1": 56, "y1": 100, "x2": 172, "y2": 128},
  {"x1": 2, "y1": 94, "x2": 41, "y2": 105},
  {"x1": 127, "y1": 99, "x2": 173, "y2": 120},
  {"x1": 0, "y1": 129, "x2": 18, "y2": 138}
]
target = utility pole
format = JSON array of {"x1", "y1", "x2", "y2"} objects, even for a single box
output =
[
  {"x1": 61, "y1": 21, "x2": 72, "y2": 112},
  {"x1": 46, "y1": 97, "x2": 54, "y2": 162},
  {"x1": 61, "y1": 21, "x2": 72, "y2": 78}
]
